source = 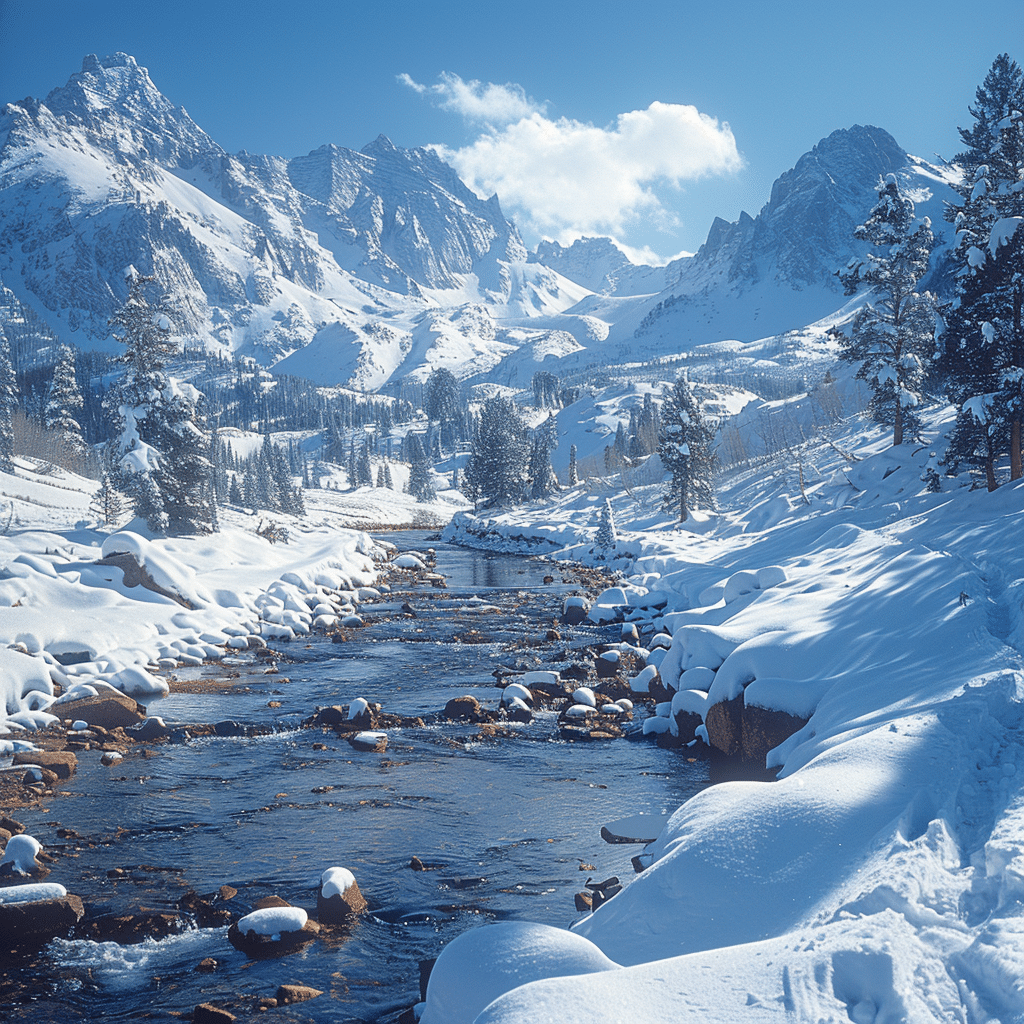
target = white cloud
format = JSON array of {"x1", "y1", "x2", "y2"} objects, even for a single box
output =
[
  {"x1": 398, "y1": 72, "x2": 543, "y2": 126},
  {"x1": 436, "y1": 99, "x2": 741, "y2": 243}
]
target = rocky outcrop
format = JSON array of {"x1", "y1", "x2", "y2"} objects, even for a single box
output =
[
  {"x1": 705, "y1": 695, "x2": 808, "y2": 765},
  {"x1": 57, "y1": 692, "x2": 145, "y2": 729},
  {"x1": 0, "y1": 893, "x2": 84, "y2": 946}
]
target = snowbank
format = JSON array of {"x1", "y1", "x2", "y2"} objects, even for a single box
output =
[{"x1": 0, "y1": 463, "x2": 387, "y2": 732}]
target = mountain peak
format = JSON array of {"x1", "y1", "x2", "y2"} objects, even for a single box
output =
[
  {"x1": 80, "y1": 52, "x2": 141, "y2": 74},
  {"x1": 361, "y1": 134, "x2": 398, "y2": 157},
  {"x1": 39, "y1": 52, "x2": 219, "y2": 169}
]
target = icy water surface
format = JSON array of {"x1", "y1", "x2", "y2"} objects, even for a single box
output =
[{"x1": 6, "y1": 534, "x2": 706, "y2": 1022}]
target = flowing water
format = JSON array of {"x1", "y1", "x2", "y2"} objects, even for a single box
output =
[{"x1": 4, "y1": 534, "x2": 707, "y2": 1022}]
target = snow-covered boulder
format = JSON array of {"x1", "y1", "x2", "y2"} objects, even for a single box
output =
[
  {"x1": 0, "y1": 834, "x2": 44, "y2": 876},
  {"x1": 317, "y1": 866, "x2": 367, "y2": 925},
  {"x1": 420, "y1": 921, "x2": 619, "y2": 1024},
  {"x1": 228, "y1": 903, "x2": 319, "y2": 954},
  {"x1": 562, "y1": 596, "x2": 591, "y2": 625}
]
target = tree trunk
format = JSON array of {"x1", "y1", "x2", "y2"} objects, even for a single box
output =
[
  {"x1": 1012, "y1": 419, "x2": 1022, "y2": 481},
  {"x1": 893, "y1": 404, "x2": 904, "y2": 447},
  {"x1": 679, "y1": 492, "x2": 688, "y2": 523},
  {"x1": 986, "y1": 451, "x2": 998, "y2": 492}
]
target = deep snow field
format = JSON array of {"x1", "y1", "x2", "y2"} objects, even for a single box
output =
[{"x1": 3, "y1": 402, "x2": 1024, "y2": 1022}]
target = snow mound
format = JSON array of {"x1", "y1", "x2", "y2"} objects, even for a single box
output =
[
  {"x1": 420, "y1": 921, "x2": 620, "y2": 1024},
  {"x1": 320, "y1": 866, "x2": 356, "y2": 898}
]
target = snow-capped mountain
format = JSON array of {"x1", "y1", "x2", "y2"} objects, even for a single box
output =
[
  {"x1": 0, "y1": 55, "x2": 958, "y2": 391},
  {"x1": 530, "y1": 237, "x2": 669, "y2": 296},
  {"x1": 609, "y1": 126, "x2": 959, "y2": 360},
  {"x1": 0, "y1": 53, "x2": 588, "y2": 387}
]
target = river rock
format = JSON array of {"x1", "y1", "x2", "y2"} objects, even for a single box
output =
[
  {"x1": 741, "y1": 703, "x2": 809, "y2": 765},
  {"x1": 227, "y1": 904, "x2": 319, "y2": 956},
  {"x1": 595, "y1": 652, "x2": 620, "y2": 679},
  {"x1": 705, "y1": 694, "x2": 808, "y2": 763},
  {"x1": 192, "y1": 1004, "x2": 236, "y2": 1024},
  {"x1": 441, "y1": 695, "x2": 485, "y2": 722},
  {"x1": 562, "y1": 596, "x2": 591, "y2": 625},
  {"x1": 318, "y1": 867, "x2": 367, "y2": 925},
  {"x1": 21, "y1": 766, "x2": 59, "y2": 787},
  {"x1": 348, "y1": 731, "x2": 387, "y2": 753},
  {"x1": 57, "y1": 692, "x2": 145, "y2": 729},
  {"x1": 0, "y1": 892, "x2": 84, "y2": 946},
  {"x1": 673, "y1": 709, "x2": 704, "y2": 744},
  {"x1": 77, "y1": 911, "x2": 184, "y2": 944},
  {"x1": 11, "y1": 750, "x2": 77, "y2": 780},
  {"x1": 130, "y1": 716, "x2": 169, "y2": 740},
  {"x1": 276, "y1": 984, "x2": 323, "y2": 1005},
  {"x1": 0, "y1": 834, "x2": 46, "y2": 877}
]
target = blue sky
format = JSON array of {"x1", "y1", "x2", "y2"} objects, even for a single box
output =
[{"x1": 0, "y1": 0, "x2": 1017, "y2": 261}]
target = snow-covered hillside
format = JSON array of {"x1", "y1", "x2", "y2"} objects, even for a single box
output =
[{"x1": 426, "y1": 406, "x2": 1024, "y2": 1023}]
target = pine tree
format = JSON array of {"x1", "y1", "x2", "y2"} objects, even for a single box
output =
[
  {"x1": 44, "y1": 345, "x2": 86, "y2": 460},
  {"x1": 463, "y1": 397, "x2": 530, "y2": 508},
  {"x1": 658, "y1": 376, "x2": 717, "y2": 523},
  {"x1": 376, "y1": 463, "x2": 386, "y2": 487},
  {"x1": 568, "y1": 443, "x2": 579, "y2": 486},
  {"x1": 404, "y1": 432, "x2": 435, "y2": 501},
  {"x1": 0, "y1": 328, "x2": 17, "y2": 472},
  {"x1": 837, "y1": 175, "x2": 936, "y2": 446},
  {"x1": 424, "y1": 368, "x2": 460, "y2": 426},
  {"x1": 357, "y1": 439, "x2": 373, "y2": 487},
  {"x1": 938, "y1": 54, "x2": 1024, "y2": 483},
  {"x1": 384, "y1": 460, "x2": 394, "y2": 489},
  {"x1": 528, "y1": 426, "x2": 558, "y2": 499},
  {"x1": 106, "y1": 266, "x2": 214, "y2": 535},
  {"x1": 91, "y1": 470, "x2": 129, "y2": 527},
  {"x1": 595, "y1": 498, "x2": 617, "y2": 550}
]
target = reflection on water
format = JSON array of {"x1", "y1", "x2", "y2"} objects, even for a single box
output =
[{"x1": 6, "y1": 534, "x2": 706, "y2": 1022}]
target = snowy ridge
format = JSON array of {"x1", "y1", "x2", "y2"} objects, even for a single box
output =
[{"x1": 430, "y1": 406, "x2": 1024, "y2": 1023}]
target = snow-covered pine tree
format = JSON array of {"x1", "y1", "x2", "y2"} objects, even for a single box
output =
[
  {"x1": 938, "y1": 54, "x2": 1024, "y2": 483},
  {"x1": 0, "y1": 327, "x2": 16, "y2": 472},
  {"x1": 384, "y1": 460, "x2": 394, "y2": 489},
  {"x1": 106, "y1": 267, "x2": 214, "y2": 535},
  {"x1": 568, "y1": 443, "x2": 579, "y2": 486},
  {"x1": 595, "y1": 499, "x2": 617, "y2": 551},
  {"x1": 528, "y1": 423, "x2": 559, "y2": 500},
  {"x1": 424, "y1": 367, "x2": 460, "y2": 426},
  {"x1": 376, "y1": 463, "x2": 386, "y2": 487},
  {"x1": 44, "y1": 345, "x2": 85, "y2": 461},
  {"x1": 658, "y1": 376, "x2": 717, "y2": 522},
  {"x1": 837, "y1": 175, "x2": 936, "y2": 446},
  {"x1": 405, "y1": 432, "x2": 435, "y2": 502},
  {"x1": 463, "y1": 396, "x2": 530, "y2": 509}
]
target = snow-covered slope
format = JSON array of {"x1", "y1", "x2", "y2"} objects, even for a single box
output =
[
  {"x1": 429, "y1": 406, "x2": 1024, "y2": 1024},
  {"x1": 612, "y1": 127, "x2": 959, "y2": 357}
]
